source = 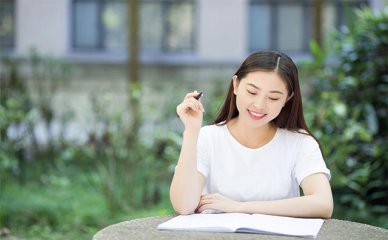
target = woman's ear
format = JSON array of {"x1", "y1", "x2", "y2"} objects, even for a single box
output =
[
  {"x1": 283, "y1": 92, "x2": 294, "y2": 107},
  {"x1": 232, "y1": 75, "x2": 239, "y2": 95},
  {"x1": 287, "y1": 92, "x2": 294, "y2": 102}
]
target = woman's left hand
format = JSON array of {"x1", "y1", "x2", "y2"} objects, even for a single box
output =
[{"x1": 196, "y1": 193, "x2": 240, "y2": 213}]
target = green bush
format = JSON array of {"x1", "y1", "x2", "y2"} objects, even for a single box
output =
[
  {"x1": 0, "y1": 50, "x2": 74, "y2": 185},
  {"x1": 0, "y1": 50, "x2": 180, "y2": 238},
  {"x1": 303, "y1": 7, "x2": 387, "y2": 227}
]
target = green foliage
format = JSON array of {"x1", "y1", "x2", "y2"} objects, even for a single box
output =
[
  {"x1": 0, "y1": 49, "x2": 75, "y2": 186},
  {"x1": 76, "y1": 93, "x2": 182, "y2": 213},
  {"x1": 303, "y1": 8, "x2": 388, "y2": 228},
  {"x1": 1, "y1": 56, "x2": 36, "y2": 184},
  {"x1": 0, "y1": 50, "x2": 179, "y2": 239}
]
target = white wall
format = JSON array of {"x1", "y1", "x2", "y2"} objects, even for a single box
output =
[
  {"x1": 16, "y1": 0, "x2": 69, "y2": 56},
  {"x1": 370, "y1": 0, "x2": 386, "y2": 12},
  {"x1": 198, "y1": 0, "x2": 247, "y2": 62}
]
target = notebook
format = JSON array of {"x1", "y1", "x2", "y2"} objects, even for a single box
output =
[{"x1": 157, "y1": 213, "x2": 324, "y2": 238}]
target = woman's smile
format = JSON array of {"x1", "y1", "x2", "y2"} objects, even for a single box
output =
[{"x1": 248, "y1": 110, "x2": 267, "y2": 120}]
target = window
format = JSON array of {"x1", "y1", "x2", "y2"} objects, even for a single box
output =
[
  {"x1": 141, "y1": 1, "x2": 195, "y2": 53},
  {"x1": 73, "y1": 0, "x2": 127, "y2": 52},
  {"x1": 72, "y1": 0, "x2": 195, "y2": 54},
  {"x1": 0, "y1": 0, "x2": 15, "y2": 52},
  {"x1": 249, "y1": 0, "x2": 368, "y2": 53}
]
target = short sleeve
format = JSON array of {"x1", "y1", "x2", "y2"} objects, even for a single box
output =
[
  {"x1": 294, "y1": 136, "x2": 331, "y2": 186},
  {"x1": 197, "y1": 127, "x2": 210, "y2": 178}
]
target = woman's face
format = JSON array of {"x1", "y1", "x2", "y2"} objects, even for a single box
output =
[{"x1": 233, "y1": 71, "x2": 289, "y2": 128}]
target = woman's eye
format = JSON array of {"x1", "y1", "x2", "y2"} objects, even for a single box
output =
[
  {"x1": 269, "y1": 97, "x2": 280, "y2": 101},
  {"x1": 247, "y1": 90, "x2": 256, "y2": 95}
]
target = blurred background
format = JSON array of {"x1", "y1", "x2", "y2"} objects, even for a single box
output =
[{"x1": 0, "y1": 0, "x2": 387, "y2": 239}]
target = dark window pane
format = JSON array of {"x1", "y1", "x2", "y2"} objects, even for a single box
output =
[
  {"x1": 278, "y1": 4, "x2": 303, "y2": 52},
  {"x1": 249, "y1": 4, "x2": 271, "y2": 51},
  {"x1": 74, "y1": 2, "x2": 99, "y2": 48},
  {"x1": 165, "y1": 2, "x2": 194, "y2": 52},
  {"x1": 0, "y1": 0, "x2": 15, "y2": 51},
  {"x1": 103, "y1": 2, "x2": 127, "y2": 51},
  {"x1": 323, "y1": 3, "x2": 337, "y2": 41},
  {"x1": 140, "y1": 3, "x2": 163, "y2": 52}
]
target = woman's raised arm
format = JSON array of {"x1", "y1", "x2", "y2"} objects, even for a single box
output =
[{"x1": 170, "y1": 91, "x2": 206, "y2": 214}]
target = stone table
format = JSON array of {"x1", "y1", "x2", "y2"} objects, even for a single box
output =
[{"x1": 93, "y1": 215, "x2": 388, "y2": 240}]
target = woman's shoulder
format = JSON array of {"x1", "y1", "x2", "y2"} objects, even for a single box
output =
[
  {"x1": 201, "y1": 124, "x2": 226, "y2": 132},
  {"x1": 277, "y1": 128, "x2": 318, "y2": 146},
  {"x1": 200, "y1": 124, "x2": 227, "y2": 135}
]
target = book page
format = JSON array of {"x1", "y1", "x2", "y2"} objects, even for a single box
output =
[
  {"x1": 157, "y1": 213, "x2": 248, "y2": 232},
  {"x1": 238, "y1": 214, "x2": 324, "y2": 238},
  {"x1": 157, "y1": 213, "x2": 324, "y2": 238}
]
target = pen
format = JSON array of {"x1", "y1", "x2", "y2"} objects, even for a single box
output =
[
  {"x1": 194, "y1": 92, "x2": 203, "y2": 100},
  {"x1": 177, "y1": 91, "x2": 203, "y2": 118}
]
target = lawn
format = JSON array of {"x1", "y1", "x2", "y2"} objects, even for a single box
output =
[{"x1": 0, "y1": 173, "x2": 174, "y2": 240}]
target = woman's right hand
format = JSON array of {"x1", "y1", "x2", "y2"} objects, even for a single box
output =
[{"x1": 176, "y1": 91, "x2": 205, "y2": 131}]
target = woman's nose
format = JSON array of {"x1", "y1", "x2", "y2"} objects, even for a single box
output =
[{"x1": 253, "y1": 96, "x2": 266, "y2": 109}]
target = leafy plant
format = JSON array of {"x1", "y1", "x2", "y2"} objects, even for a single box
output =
[
  {"x1": 0, "y1": 49, "x2": 75, "y2": 185},
  {"x1": 302, "y1": 7, "x2": 387, "y2": 227},
  {"x1": 0, "y1": 56, "x2": 35, "y2": 184}
]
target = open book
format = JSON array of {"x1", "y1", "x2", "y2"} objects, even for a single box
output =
[{"x1": 157, "y1": 213, "x2": 324, "y2": 238}]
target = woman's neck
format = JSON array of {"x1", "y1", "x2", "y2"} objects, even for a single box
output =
[{"x1": 227, "y1": 117, "x2": 277, "y2": 149}]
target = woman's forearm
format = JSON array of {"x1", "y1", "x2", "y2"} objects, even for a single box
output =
[
  {"x1": 197, "y1": 174, "x2": 333, "y2": 218},
  {"x1": 238, "y1": 194, "x2": 333, "y2": 219},
  {"x1": 170, "y1": 129, "x2": 205, "y2": 215}
]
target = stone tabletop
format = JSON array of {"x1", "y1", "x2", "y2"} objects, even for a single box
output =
[{"x1": 93, "y1": 215, "x2": 388, "y2": 240}]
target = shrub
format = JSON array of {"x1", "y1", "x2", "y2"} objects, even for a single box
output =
[{"x1": 303, "y1": 7, "x2": 387, "y2": 227}]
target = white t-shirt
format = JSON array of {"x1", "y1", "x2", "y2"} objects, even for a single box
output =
[{"x1": 197, "y1": 124, "x2": 330, "y2": 202}]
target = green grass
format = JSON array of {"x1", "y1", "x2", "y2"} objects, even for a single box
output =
[{"x1": 0, "y1": 175, "x2": 174, "y2": 240}]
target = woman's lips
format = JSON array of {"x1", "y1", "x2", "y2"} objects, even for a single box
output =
[{"x1": 248, "y1": 110, "x2": 267, "y2": 120}]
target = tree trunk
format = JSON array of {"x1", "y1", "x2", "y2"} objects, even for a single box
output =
[{"x1": 127, "y1": 0, "x2": 141, "y2": 144}]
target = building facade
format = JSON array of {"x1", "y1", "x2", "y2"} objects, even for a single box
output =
[{"x1": 1, "y1": 0, "x2": 384, "y2": 64}]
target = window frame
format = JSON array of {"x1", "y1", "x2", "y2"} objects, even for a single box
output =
[
  {"x1": 248, "y1": 0, "x2": 369, "y2": 54},
  {"x1": 71, "y1": 0, "x2": 196, "y2": 55},
  {"x1": 71, "y1": 0, "x2": 123, "y2": 51}
]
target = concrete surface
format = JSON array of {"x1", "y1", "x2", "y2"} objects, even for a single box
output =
[{"x1": 93, "y1": 215, "x2": 388, "y2": 240}]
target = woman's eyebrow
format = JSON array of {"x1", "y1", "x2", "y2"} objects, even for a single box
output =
[{"x1": 246, "y1": 83, "x2": 284, "y2": 95}]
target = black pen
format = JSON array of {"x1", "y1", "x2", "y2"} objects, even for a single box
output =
[
  {"x1": 177, "y1": 91, "x2": 203, "y2": 118},
  {"x1": 194, "y1": 92, "x2": 203, "y2": 100}
]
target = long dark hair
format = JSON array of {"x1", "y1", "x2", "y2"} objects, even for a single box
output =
[{"x1": 213, "y1": 51, "x2": 316, "y2": 139}]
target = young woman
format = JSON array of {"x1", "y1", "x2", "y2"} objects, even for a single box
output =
[{"x1": 171, "y1": 51, "x2": 333, "y2": 218}]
